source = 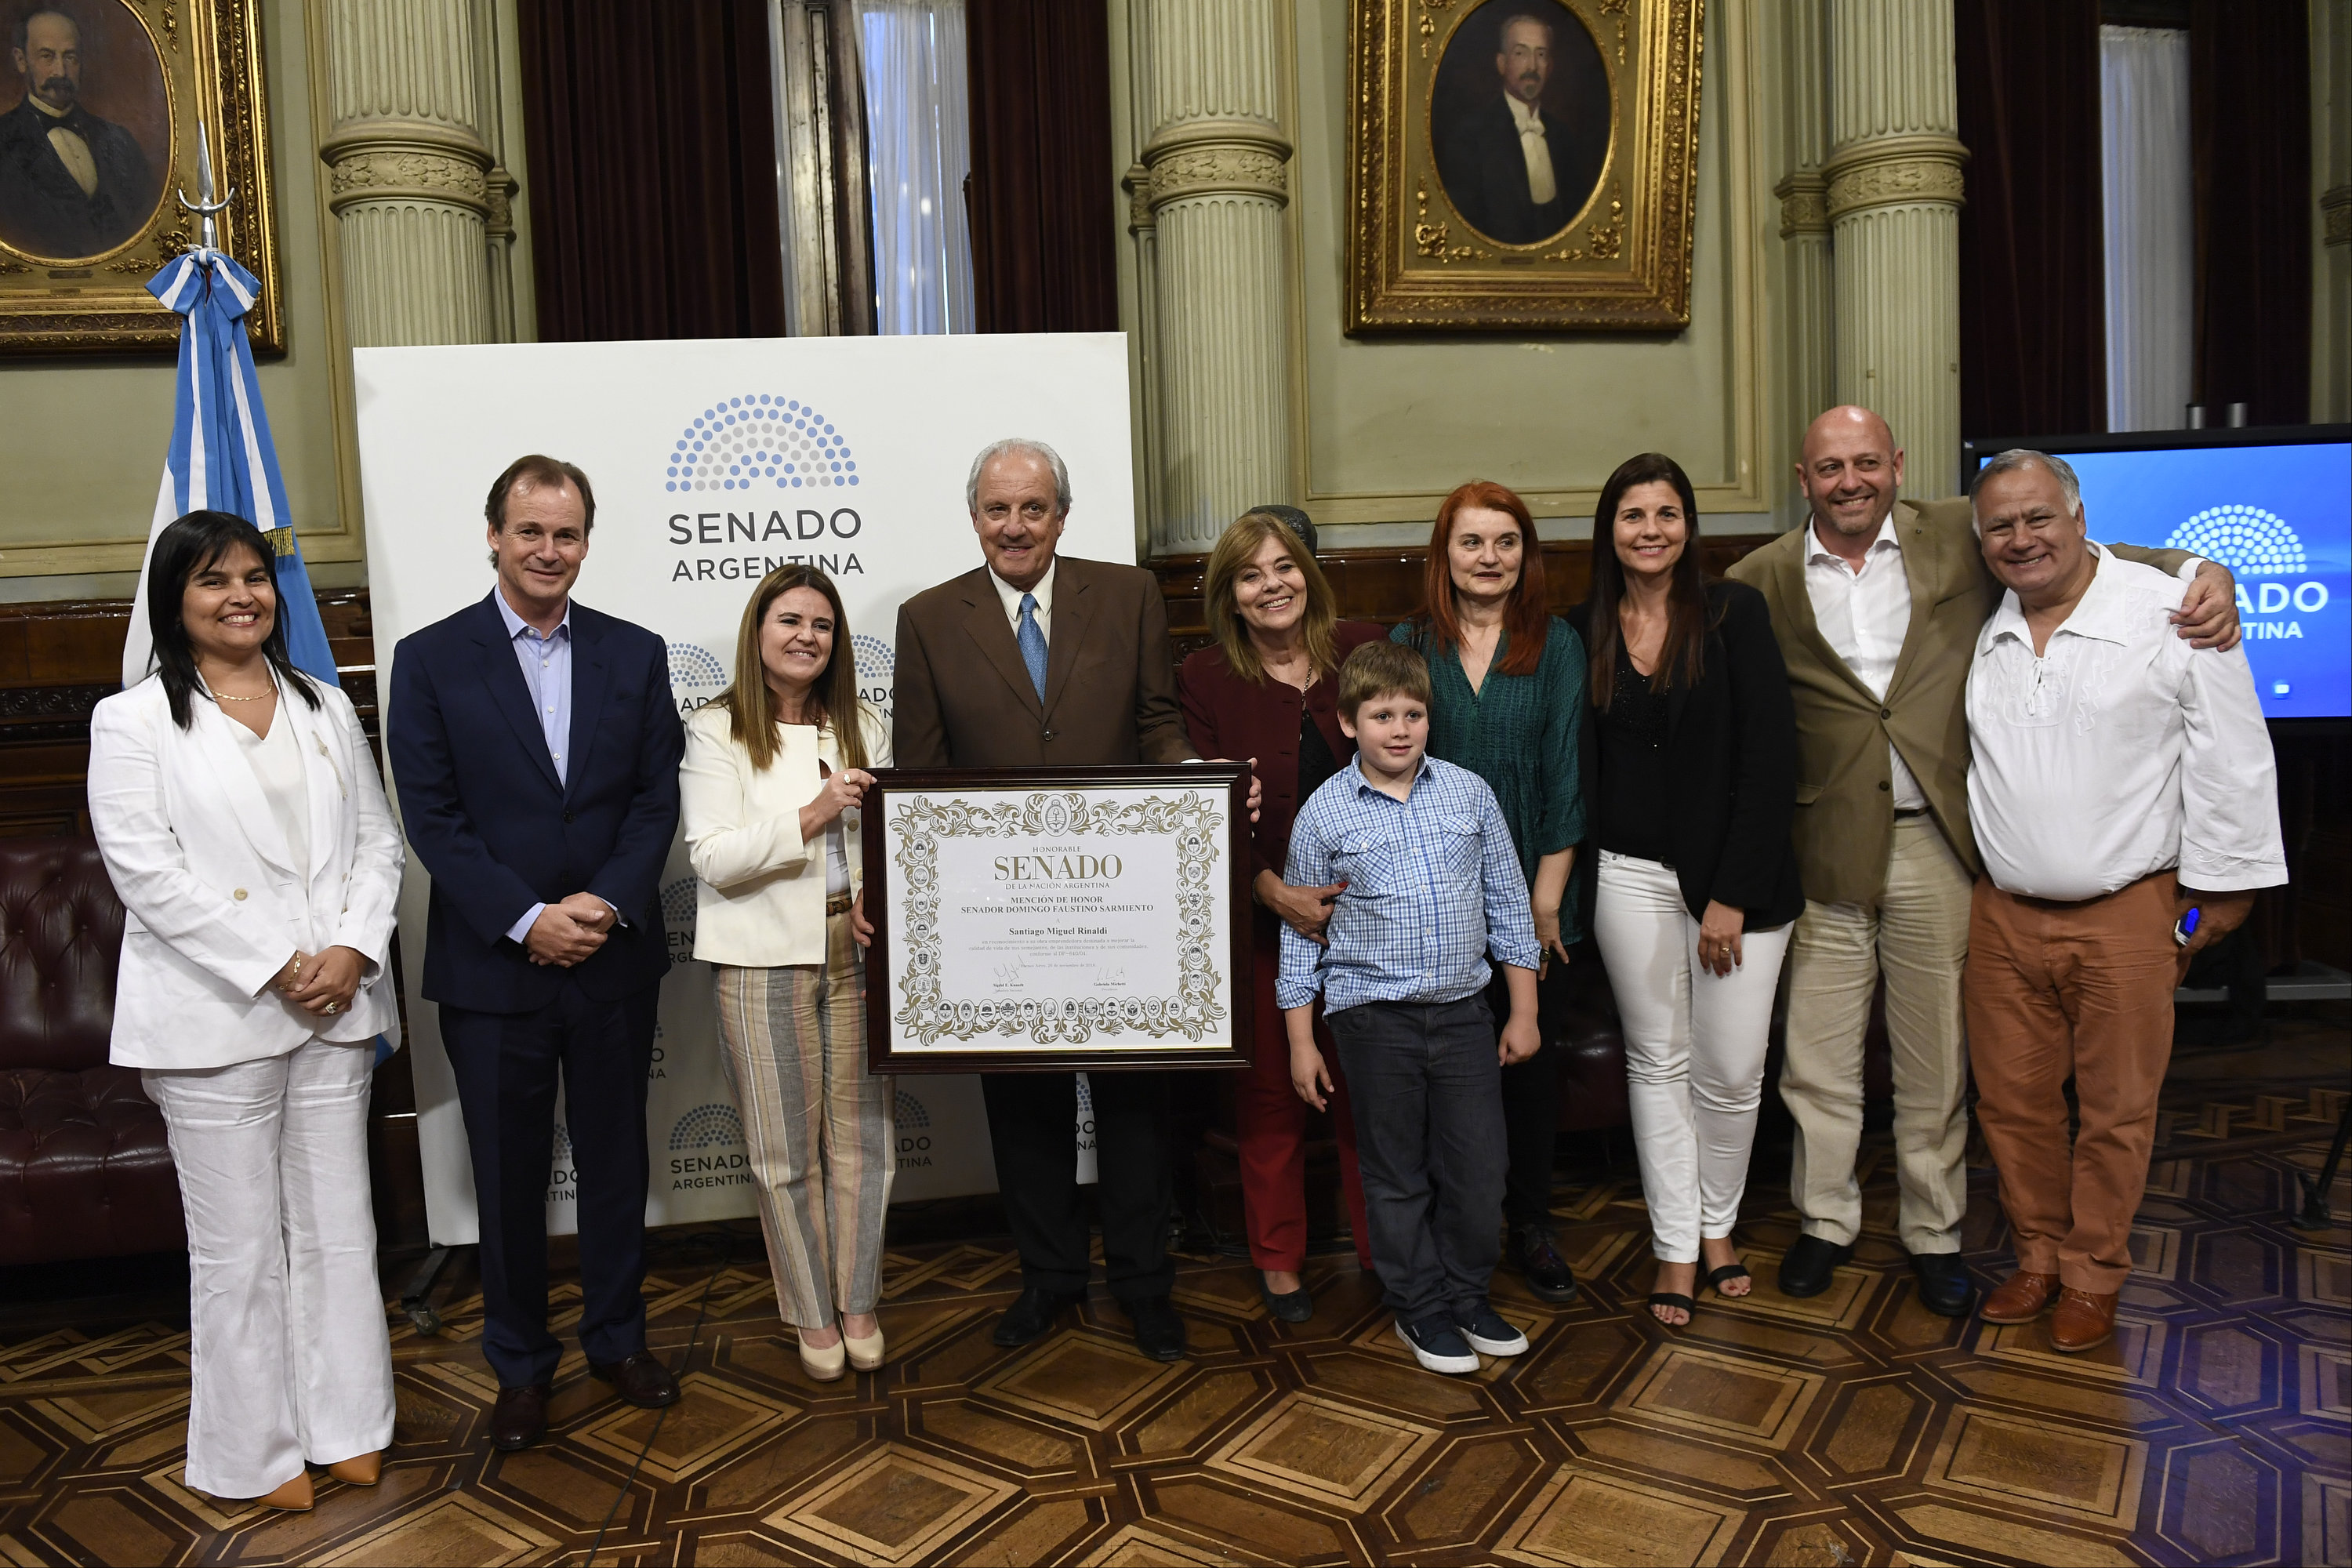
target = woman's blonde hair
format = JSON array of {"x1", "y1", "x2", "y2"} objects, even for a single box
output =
[
  {"x1": 717, "y1": 564, "x2": 869, "y2": 772},
  {"x1": 1203, "y1": 510, "x2": 1341, "y2": 684}
]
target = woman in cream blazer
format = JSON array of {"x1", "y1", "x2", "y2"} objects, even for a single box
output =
[
  {"x1": 681, "y1": 564, "x2": 893, "y2": 1382},
  {"x1": 88, "y1": 513, "x2": 404, "y2": 1511}
]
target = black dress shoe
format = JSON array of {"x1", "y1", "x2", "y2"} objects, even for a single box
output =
[
  {"x1": 1258, "y1": 1272, "x2": 1315, "y2": 1323},
  {"x1": 993, "y1": 1286, "x2": 1080, "y2": 1348},
  {"x1": 1907, "y1": 1250, "x2": 1976, "y2": 1317},
  {"x1": 1126, "y1": 1295, "x2": 1189, "y2": 1361},
  {"x1": 1777, "y1": 1236, "x2": 1853, "y2": 1298},
  {"x1": 489, "y1": 1382, "x2": 551, "y2": 1450},
  {"x1": 1511, "y1": 1225, "x2": 1581, "y2": 1303},
  {"x1": 590, "y1": 1353, "x2": 681, "y2": 1409}
]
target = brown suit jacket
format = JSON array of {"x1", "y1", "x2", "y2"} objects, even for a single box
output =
[
  {"x1": 1728, "y1": 497, "x2": 2194, "y2": 906},
  {"x1": 891, "y1": 555, "x2": 1196, "y2": 768}
]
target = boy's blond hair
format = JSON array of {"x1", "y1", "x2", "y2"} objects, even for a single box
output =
[{"x1": 1337, "y1": 641, "x2": 1433, "y2": 720}]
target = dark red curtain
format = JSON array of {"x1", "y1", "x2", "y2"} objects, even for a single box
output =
[
  {"x1": 517, "y1": 0, "x2": 788, "y2": 341},
  {"x1": 964, "y1": 2, "x2": 1119, "y2": 332},
  {"x1": 2190, "y1": 0, "x2": 2312, "y2": 425},
  {"x1": 1955, "y1": 0, "x2": 2106, "y2": 439}
]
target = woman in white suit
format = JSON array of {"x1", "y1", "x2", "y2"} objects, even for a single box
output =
[
  {"x1": 681, "y1": 564, "x2": 893, "y2": 1382},
  {"x1": 87, "y1": 512, "x2": 404, "y2": 1511}
]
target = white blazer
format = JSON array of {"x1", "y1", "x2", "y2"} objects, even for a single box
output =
[
  {"x1": 88, "y1": 673, "x2": 406, "y2": 1070},
  {"x1": 681, "y1": 699, "x2": 890, "y2": 967}
]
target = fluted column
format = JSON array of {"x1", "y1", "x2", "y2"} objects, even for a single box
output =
[
  {"x1": 1773, "y1": 0, "x2": 1835, "y2": 470},
  {"x1": 1824, "y1": 0, "x2": 1966, "y2": 496},
  {"x1": 1134, "y1": 0, "x2": 1295, "y2": 554},
  {"x1": 318, "y1": 0, "x2": 496, "y2": 347}
]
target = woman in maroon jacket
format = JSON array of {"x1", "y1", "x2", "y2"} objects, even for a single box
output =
[{"x1": 1178, "y1": 510, "x2": 1387, "y2": 1319}]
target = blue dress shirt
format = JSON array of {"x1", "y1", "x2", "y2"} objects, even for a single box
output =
[
  {"x1": 493, "y1": 591, "x2": 581, "y2": 946},
  {"x1": 1276, "y1": 753, "x2": 1541, "y2": 1014}
]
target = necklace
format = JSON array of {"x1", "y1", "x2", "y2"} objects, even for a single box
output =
[{"x1": 204, "y1": 677, "x2": 274, "y2": 703}]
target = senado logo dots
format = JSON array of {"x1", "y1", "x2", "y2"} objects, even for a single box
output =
[
  {"x1": 666, "y1": 394, "x2": 859, "y2": 493},
  {"x1": 2165, "y1": 506, "x2": 2307, "y2": 576},
  {"x1": 894, "y1": 1089, "x2": 931, "y2": 1129},
  {"x1": 853, "y1": 633, "x2": 894, "y2": 688},
  {"x1": 669, "y1": 1103, "x2": 745, "y2": 1152},
  {"x1": 666, "y1": 641, "x2": 728, "y2": 704}
]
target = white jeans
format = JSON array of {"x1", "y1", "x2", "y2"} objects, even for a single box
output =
[
  {"x1": 1592, "y1": 851, "x2": 1793, "y2": 1264},
  {"x1": 143, "y1": 1038, "x2": 394, "y2": 1498}
]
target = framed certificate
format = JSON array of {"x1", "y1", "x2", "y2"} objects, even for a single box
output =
[{"x1": 862, "y1": 765, "x2": 1253, "y2": 1073}]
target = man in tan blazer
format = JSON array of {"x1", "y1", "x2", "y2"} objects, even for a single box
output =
[
  {"x1": 1730, "y1": 405, "x2": 2237, "y2": 1316},
  {"x1": 893, "y1": 437, "x2": 1201, "y2": 1363}
]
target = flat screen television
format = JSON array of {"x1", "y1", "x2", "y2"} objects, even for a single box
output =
[{"x1": 1961, "y1": 426, "x2": 2351, "y2": 724}]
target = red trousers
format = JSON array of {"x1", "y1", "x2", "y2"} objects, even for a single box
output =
[{"x1": 1240, "y1": 942, "x2": 1372, "y2": 1272}]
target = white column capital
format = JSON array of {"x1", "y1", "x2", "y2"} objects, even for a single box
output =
[
  {"x1": 1140, "y1": 118, "x2": 1292, "y2": 209},
  {"x1": 320, "y1": 121, "x2": 496, "y2": 216},
  {"x1": 1822, "y1": 132, "x2": 1967, "y2": 221}
]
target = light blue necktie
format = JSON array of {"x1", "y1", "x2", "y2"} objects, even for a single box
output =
[{"x1": 1016, "y1": 593, "x2": 1048, "y2": 701}]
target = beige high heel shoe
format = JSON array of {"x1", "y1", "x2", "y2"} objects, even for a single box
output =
[
  {"x1": 798, "y1": 1328, "x2": 848, "y2": 1382},
  {"x1": 256, "y1": 1471, "x2": 314, "y2": 1512},
  {"x1": 327, "y1": 1451, "x2": 383, "y2": 1486},
  {"x1": 844, "y1": 1320, "x2": 886, "y2": 1372}
]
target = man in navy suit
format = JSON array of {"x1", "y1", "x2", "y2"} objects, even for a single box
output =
[
  {"x1": 1435, "y1": 12, "x2": 1606, "y2": 246},
  {"x1": 388, "y1": 455, "x2": 684, "y2": 1450}
]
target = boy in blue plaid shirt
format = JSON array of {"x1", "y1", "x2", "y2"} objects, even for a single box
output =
[{"x1": 1279, "y1": 641, "x2": 1543, "y2": 1374}]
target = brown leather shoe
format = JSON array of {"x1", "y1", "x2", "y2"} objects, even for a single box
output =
[
  {"x1": 256, "y1": 1471, "x2": 314, "y2": 1511},
  {"x1": 1979, "y1": 1270, "x2": 2060, "y2": 1324},
  {"x1": 490, "y1": 1382, "x2": 552, "y2": 1450},
  {"x1": 2049, "y1": 1287, "x2": 2120, "y2": 1352},
  {"x1": 326, "y1": 1450, "x2": 383, "y2": 1486},
  {"x1": 591, "y1": 1353, "x2": 681, "y2": 1409}
]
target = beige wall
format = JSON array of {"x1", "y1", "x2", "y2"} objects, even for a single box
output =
[{"x1": 0, "y1": 0, "x2": 361, "y2": 603}]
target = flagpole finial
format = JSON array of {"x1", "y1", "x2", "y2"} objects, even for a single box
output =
[{"x1": 176, "y1": 121, "x2": 235, "y2": 252}]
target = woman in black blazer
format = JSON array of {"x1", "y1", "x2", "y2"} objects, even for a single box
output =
[{"x1": 1567, "y1": 453, "x2": 1802, "y2": 1330}]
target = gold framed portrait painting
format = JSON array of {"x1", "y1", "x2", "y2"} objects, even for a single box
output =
[
  {"x1": 0, "y1": 0, "x2": 281, "y2": 353},
  {"x1": 1347, "y1": 0, "x2": 1704, "y2": 332}
]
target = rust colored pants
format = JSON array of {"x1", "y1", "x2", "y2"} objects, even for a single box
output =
[
  {"x1": 1965, "y1": 873, "x2": 2177, "y2": 1294},
  {"x1": 1238, "y1": 935, "x2": 1372, "y2": 1274}
]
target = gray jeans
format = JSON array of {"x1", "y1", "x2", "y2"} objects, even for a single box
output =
[{"x1": 1327, "y1": 996, "x2": 1507, "y2": 1323}]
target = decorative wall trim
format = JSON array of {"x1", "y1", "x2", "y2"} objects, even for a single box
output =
[
  {"x1": 1140, "y1": 118, "x2": 1293, "y2": 209},
  {"x1": 1123, "y1": 163, "x2": 1156, "y2": 233},
  {"x1": 2323, "y1": 183, "x2": 2352, "y2": 248},
  {"x1": 318, "y1": 120, "x2": 495, "y2": 216},
  {"x1": 1775, "y1": 170, "x2": 1830, "y2": 237},
  {"x1": 1821, "y1": 133, "x2": 1968, "y2": 220}
]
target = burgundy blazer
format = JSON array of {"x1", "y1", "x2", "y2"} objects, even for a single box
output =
[{"x1": 1178, "y1": 620, "x2": 1389, "y2": 889}]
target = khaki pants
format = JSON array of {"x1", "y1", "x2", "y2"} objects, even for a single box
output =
[
  {"x1": 1779, "y1": 816, "x2": 1972, "y2": 1253},
  {"x1": 1965, "y1": 873, "x2": 2176, "y2": 1294}
]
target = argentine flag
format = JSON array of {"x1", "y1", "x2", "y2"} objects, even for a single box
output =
[{"x1": 121, "y1": 248, "x2": 337, "y2": 691}]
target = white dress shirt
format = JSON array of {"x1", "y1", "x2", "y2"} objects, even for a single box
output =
[
  {"x1": 989, "y1": 557, "x2": 1056, "y2": 644},
  {"x1": 491, "y1": 590, "x2": 592, "y2": 944},
  {"x1": 1805, "y1": 517, "x2": 1929, "y2": 810},
  {"x1": 27, "y1": 94, "x2": 99, "y2": 198},
  {"x1": 1505, "y1": 93, "x2": 1558, "y2": 205},
  {"x1": 1965, "y1": 545, "x2": 2285, "y2": 902}
]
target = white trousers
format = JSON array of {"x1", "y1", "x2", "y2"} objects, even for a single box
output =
[
  {"x1": 1592, "y1": 851, "x2": 1793, "y2": 1264},
  {"x1": 143, "y1": 1038, "x2": 394, "y2": 1498}
]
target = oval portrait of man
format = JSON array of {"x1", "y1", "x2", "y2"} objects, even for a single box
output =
[
  {"x1": 0, "y1": 2, "x2": 170, "y2": 262},
  {"x1": 1430, "y1": 0, "x2": 1612, "y2": 247}
]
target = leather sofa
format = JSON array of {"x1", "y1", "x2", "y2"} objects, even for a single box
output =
[{"x1": 0, "y1": 835, "x2": 183, "y2": 1265}]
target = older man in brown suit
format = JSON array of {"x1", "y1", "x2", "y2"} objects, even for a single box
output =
[
  {"x1": 1729, "y1": 406, "x2": 2236, "y2": 1316},
  {"x1": 893, "y1": 437, "x2": 1214, "y2": 1362}
]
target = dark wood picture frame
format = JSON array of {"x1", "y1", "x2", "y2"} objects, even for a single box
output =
[{"x1": 862, "y1": 764, "x2": 1254, "y2": 1074}]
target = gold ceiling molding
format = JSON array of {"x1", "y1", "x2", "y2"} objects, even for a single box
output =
[{"x1": 1820, "y1": 133, "x2": 1967, "y2": 222}]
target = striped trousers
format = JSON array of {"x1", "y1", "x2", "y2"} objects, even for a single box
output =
[{"x1": 713, "y1": 911, "x2": 895, "y2": 1326}]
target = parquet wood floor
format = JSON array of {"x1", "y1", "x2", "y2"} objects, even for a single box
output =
[{"x1": 1, "y1": 1060, "x2": 2346, "y2": 1566}]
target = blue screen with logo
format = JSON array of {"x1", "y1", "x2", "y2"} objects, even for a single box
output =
[{"x1": 2053, "y1": 441, "x2": 2350, "y2": 721}]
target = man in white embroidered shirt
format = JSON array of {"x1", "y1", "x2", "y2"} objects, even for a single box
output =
[{"x1": 1963, "y1": 448, "x2": 2285, "y2": 1356}]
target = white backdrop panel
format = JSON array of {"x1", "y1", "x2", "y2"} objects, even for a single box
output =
[{"x1": 354, "y1": 333, "x2": 1134, "y2": 1246}]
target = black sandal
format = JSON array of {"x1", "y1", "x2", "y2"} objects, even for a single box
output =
[
  {"x1": 1704, "y1": 1261, "x2": 1752, "y2": 1296},
  {"x1": 1647, "y1": 1291, "x2": 1696, "y2": 1325}
]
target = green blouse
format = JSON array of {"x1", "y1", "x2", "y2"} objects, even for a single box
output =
[{"x1": 1392, "y1": 616, "x2": 1589, "y2": 941}]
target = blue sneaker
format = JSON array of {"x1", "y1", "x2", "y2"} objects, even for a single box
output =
[
  {"x1": 1456, "y1": 1304, "x2": 1529, "y2": 1356},
  {"x1": 1396, "y1": 1314, "x2": 1479, "y2": 1374}
]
